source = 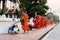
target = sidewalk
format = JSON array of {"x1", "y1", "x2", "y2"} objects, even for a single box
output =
[{"x1": 0, "y1": 24, "x2": 57, "y2": 40}]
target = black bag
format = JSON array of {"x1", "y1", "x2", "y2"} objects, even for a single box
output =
[
  {"x1": 20, "y1": 19, "x2": 24, "y2": 23},
  {"x1": 29, "y1": 24, "x2": 32, "y2": 30}
]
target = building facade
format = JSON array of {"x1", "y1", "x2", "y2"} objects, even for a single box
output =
[{"x1": 0, "y1": 0, "x2": 19, "y2": 9}]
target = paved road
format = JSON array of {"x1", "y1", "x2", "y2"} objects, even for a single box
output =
[{"x1": 42, "y1": 22, "x2": 60, "y2": 40}]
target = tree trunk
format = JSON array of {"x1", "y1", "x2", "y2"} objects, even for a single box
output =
[{"x1": 2, "y1": 0, "x2": 7, "y2": 14}]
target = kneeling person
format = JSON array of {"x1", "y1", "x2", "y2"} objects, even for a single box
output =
[
  {"x1": 8, "y1": 25, "x2": 19, "y2": 34},
  {"x1": 13, "y1": 25, "x2": 19, "y2": 34}
]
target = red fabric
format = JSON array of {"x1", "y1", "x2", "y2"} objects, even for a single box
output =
[
  {"x1": 34, "y1": 15, "x2": 40, "y2": 28},
  {"x1": 40, "y1": 16, "x2": 44, "y2": 27},
  {"x1": 39, "y1": 16, "x2": 42, "y2": 28},
  {"x1": 43, "y1": 17, "x2": 48, "y2": 27}
]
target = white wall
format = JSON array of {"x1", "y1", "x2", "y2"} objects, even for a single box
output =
[
  {"x1": 0, "y1": 22, "x2": 15, "y2": 33},
  {"x1": 0, "y1": 18, "x2": 15, "y2": 33}
]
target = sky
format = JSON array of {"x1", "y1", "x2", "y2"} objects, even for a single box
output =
[{"x1": 47, "y1": 0, "x2": 60, "y2": 19}]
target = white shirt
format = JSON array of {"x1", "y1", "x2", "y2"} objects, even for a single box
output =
[
  {"x1": 13, "y1": 28, "x2": 19, "y2": 32},
  {"x1": 29, "y1": 17, "x2": 34, "y2": 26}
]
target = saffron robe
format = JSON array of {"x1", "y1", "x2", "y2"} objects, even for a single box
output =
[
  {"x1": 34, "y1": 15, "x2": 40, "y2": 28},
  {"x1": 22, "y1": 13, "x2": 29, "y2": 31}
]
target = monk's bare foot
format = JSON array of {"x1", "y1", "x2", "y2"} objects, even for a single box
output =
[
  {"x1": 27, "y1": 30, "x2": 29, "y2": 33},
  {"x1": 23, "y1": 31, "x2": 26, "y2": 34}
]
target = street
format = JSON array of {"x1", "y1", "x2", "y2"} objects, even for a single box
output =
[{"x1": 42, "y1": 22, "x2": 60, "y2": 40}]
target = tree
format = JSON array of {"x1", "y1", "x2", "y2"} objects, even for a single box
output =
[
  {"x1": 0, "y1": 8, "x2": 2, "y2": 15},
  {"x1": 10, "y1": 0, "x2": 49, "y2": 17},
  {"x1": 20, "y1": 0, "x2": 49, "y2": 17},
  {"x1": 0, "y1": 0, "x2": 7, "y2": 14}
]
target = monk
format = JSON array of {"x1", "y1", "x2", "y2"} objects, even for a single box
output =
[
  {"x1": 40, "y1": 16, "x2": 45, "y2": 28},
  {"x1": 42, "y1": 17, "x2": 48, "y2": 27},
  {"x1": 47, "y1": 19, "x2": 51, "y2": 25},
  {"x1": 43, "y1": 17, "x2": 48, "y2": 27},
  {"x1": 34, "y1": 12, "x2": 40, "y2": 29},
  {"x1": 37, "y1": 15, "x2": 41, "y2": 28},
  {"x1": 42, "y1": 17, "x2": 45, "y2": 27},
  {"x1": 47, "y1": 19, "x2": 50, "y2": 25},
  {"x1": 50, "y1": 20, "x2": 54, "y2": 25},
  {"x1": 46, "y1": 18, "x2": 49, "y2": 26},
  {"x1": 22, "y1": 11, "x2": 29, "y2": 33},
  {"x1": 39, "y1": 15, "x2": 42, "y2": 28}
]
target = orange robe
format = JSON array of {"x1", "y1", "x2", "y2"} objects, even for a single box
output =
[
  {"x1": 47, "y1": 19, "x2": 50, "y2": 25},
  {"x1": 34, "y1": 15, "x2": 40, "y2": 28},
  {"x1": 43, "y1": 17, "x2": 48, "y2": 27},
  {"x1": 42, "y1": 17, "x2": 46, "y2": 27},
  {"x1": 39, "y1": 16, "x2": 42, "y2": 28},
  {"x1": 42, "y1": 17, "x2": 45, "y2": 27},
  {"x1": 37, "y1": 15, "x2": 41, "y2": 28},
  {"x1": 50, "y1": 20, "x2": 54, "y2": 25},
  {"x1": 48, "y1": 20, "x2": 51, "y2": 25},
  {"x1": 22, "y1": 13, "x2": 29, "y2": 31},
  {"x1": 40, "y1": 16, "x2": 44, "y2": 27},
  {"x1": 46, "y1": 18, "x2": 49, "y2": 26}
]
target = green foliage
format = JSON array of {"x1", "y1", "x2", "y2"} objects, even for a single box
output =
[
  {"x1": 9, "y1": 0, "x2": 16, "y2": 3},
  {"x1": 20, "y1": 0, "x2": 49, "y2": 17},
  {"x1": 29, "y1": 5, "x2": 47, "y2": 17},
  {"x1": 0, "y1": 9, "x2": 2, "y2": 15},
  {"x1": 18, "y1": 8, "x2": 22, "y2": 16},
  {"x1": 43, "y1": 5, "x2": 49, "y2": 10},
  {"x1": 20, "y1": 0, "x2": 31, "y2": 6},
  {"x1": 10, "y1": 0, "x2": 49, "y2": 17},
  {"x1": 39, "y1": 0, "x2": 47, "y2": 5}
]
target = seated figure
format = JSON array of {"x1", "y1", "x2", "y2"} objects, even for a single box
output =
[{"x1": 8, "y1": 25, "x2": 19, "y2": 34}]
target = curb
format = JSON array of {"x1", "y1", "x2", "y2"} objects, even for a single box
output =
[{"x1": 38, "y1": 23, "x2": 58, "y2": 40}]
